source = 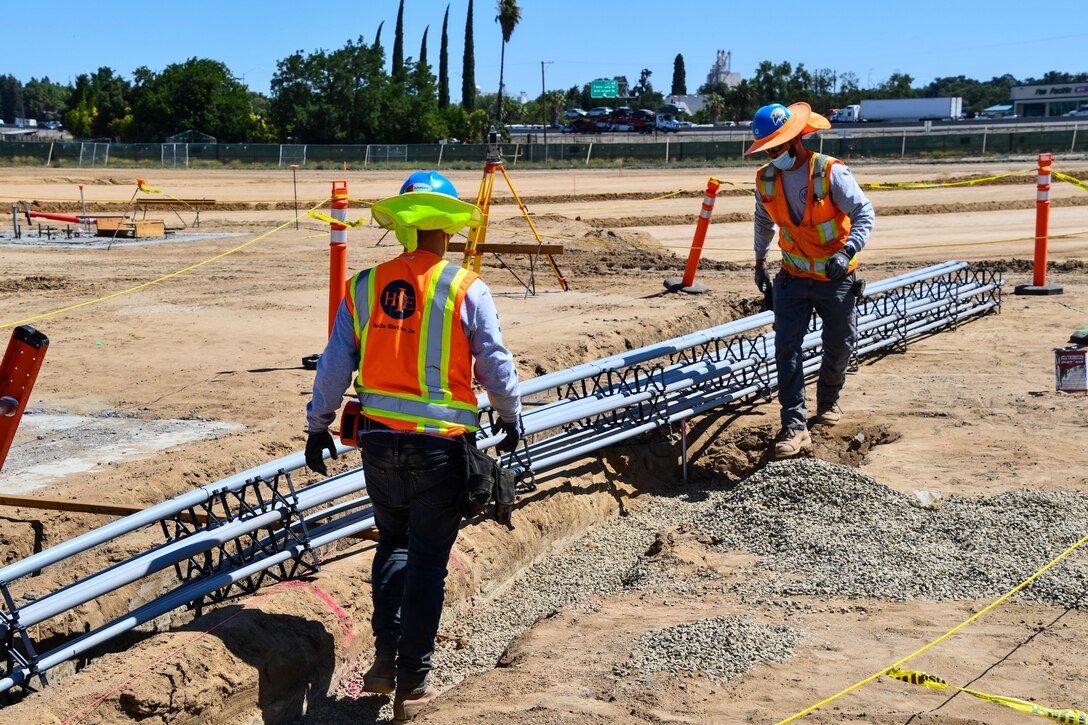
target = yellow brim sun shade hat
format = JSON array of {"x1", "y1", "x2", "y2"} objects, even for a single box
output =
[
  {"x1": 744, "y1": 102, "x2": 831, "y2": 156},
  {"x1": 370, "y1": 191, "x2": 484, "y2": 252}
]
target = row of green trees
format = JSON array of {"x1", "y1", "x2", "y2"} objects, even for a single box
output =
[
  {"x1": 1, "y1": 0, "x2": 1085, "y2": 143},
  {"x1": 693, "y1": 63, "x2": 1087, "y2": 124}
]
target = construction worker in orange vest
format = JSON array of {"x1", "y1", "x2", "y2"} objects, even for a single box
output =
[
  {"x1": 304, "y1": 170, "x2": 522, "y2": 721},
  {"x1": 745, "y1": 102, "x2": 875, "y2": 459}
]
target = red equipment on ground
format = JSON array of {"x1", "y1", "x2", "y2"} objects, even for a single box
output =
[
  {"x1": 19, "y1": 201, "x2": 96, "y2": 226},
  {"x1": 0, "y1": 325, "x2": 49, "y2": 473}
]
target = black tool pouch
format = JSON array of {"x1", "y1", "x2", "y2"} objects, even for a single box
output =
[
  {"x1": 461, "y1": 435, "x2": 517, "y2": 528},
  {"x1": 494, "y1": 467, "x2": 517, "y2": 529}
]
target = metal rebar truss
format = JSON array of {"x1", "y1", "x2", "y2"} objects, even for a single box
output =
[{"x1": 161, "y1": 469, "x2": 320, "y2": 610}]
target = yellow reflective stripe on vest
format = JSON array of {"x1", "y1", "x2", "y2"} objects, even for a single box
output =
[
  {"x1": 811, "y1": 154, "x2": 832, "y2": 202},
  {"x1": 781, "y1": 249, "x2": 810, "y2": 275},
  {"x1": 417, "y1": 260, "x2": 470, "y2": 404},
  {"x1": 357, "y1": 389, "x2": 478, "y2": 431},
  {"x1": 348, "y1": 269, "x2": 374, "y2": 351},
  {"x1": 816, "y1": 218, "x2": 840, "y2": 243},
  {"x1": 759, "y1": 164, "x2": 776, "y2": 196}
]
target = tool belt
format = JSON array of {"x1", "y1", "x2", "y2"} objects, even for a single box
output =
[{"x1": 461, "y1": 435, "x2": 517, "y2": 529}]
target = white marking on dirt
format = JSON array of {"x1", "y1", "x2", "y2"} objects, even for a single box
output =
[{"x1": 0, "y1": 412, "x2": 243, "y2": 494}]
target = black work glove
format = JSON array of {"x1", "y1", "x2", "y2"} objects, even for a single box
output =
[
  {"x1": 305, "y1": 430, "x2": 337, "y2": 475},
  {"x1": 825, "y1": 245, "x2": 855, "y2": 282},
  {"x1": 494, "y1": 417, "x2": 522, "y2": 455},
  {"x1": 754, "y1": 265, "x2": 771, "y2": 293}
]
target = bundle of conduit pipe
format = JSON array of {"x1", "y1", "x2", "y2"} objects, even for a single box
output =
[{"x1": 0, "y1": 261, "x2": 1002, "y2": 695}]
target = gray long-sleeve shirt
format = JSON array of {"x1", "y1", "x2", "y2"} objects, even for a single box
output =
[
  {"x1": 306, "y1": 262, "x2": 521, "y2": 433},
  {"x1": 754, "y1": 155, "x2": 874, "y2": 261}
]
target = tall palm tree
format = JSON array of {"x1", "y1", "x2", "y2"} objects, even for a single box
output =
[{"x1": 495, "y1": 0, "x2": 521, "y2": 123}]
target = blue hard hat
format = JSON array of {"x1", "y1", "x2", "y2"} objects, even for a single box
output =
[
  {"x1": 751, "y1": 103, "x2": 792, "y2": 142},
  {"x1": 400, "y1": 170, "x2": 460, "y2": 199}
]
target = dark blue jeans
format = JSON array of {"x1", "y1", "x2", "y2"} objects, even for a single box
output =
[
  {"x1": 772, "y1": 270, "x2": 858, "y2": 433},
  {"x1": 360, "y1": 431, "x2": 463, "y2": 694}
]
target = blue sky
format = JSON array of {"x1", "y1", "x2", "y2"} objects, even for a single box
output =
[{"x1": 6, "y1": 0, "x2": 1086, "y2": 103}]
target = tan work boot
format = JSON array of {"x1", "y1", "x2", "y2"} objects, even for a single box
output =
[
  {"x1": 361, "y1": 653, "x2": 396, "y2": 694},
  {"x1": 814, "y1": 402, "x2": 843, "y2": 427},
  {"x1": 393, "y1": 684, "x2": 440, "y2": 723},
  {"x1": 774, "y1": 428, "x2": 811, "y2": 459}
]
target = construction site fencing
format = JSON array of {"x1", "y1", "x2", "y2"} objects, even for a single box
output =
[
  {"x1": 0, "y1": 261, "x2": 1002, "y2": 698},
  {"x1": 1, "y1": 126, "x2": 1085, "y2": 168}
]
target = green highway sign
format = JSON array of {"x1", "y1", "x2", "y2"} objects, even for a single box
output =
[{"x1": 590, "y1": 79, "x2": 619, "y2": 98}]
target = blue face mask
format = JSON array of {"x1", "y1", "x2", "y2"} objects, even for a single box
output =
[{"x1": 770, "y1": 147, "x2": 795, "y2": 170}]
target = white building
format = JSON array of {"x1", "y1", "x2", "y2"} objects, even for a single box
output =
[{"x1": 706, "y1": 50, "x2": 741, "y2": 88}]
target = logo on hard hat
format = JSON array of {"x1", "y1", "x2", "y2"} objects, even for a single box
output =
[
  {"x1": 379, "y1": 280, "x2": 417, "y2": 320},
  {"x1": 770, "y1": 106, "x2": 789, "y2": 127},
  {"x1": 405, "y1": 182, "x2": 434, "y2": 192}
]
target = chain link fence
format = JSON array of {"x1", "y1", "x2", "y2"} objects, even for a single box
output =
[{"x1": 1, "y1": 126, "x2": 1085, "y2": 168}]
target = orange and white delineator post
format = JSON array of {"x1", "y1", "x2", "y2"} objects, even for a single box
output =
[
  {"x1": 664, "y1": 177, "x2": 720, "y2": 294},
  {"x1": 1015, "y1": 153, "x2": 1063, "y2": 295},
  {"x1": 0, "y1": 325, "x2": 49, "y2": 474},
  {"x1": 328, "y1": 180, "x2": 350, "y2": 334}
]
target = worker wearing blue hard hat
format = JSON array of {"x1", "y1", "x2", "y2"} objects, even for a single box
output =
[
  {"x1": 744, "y1": 102, "x2": 875, "y2": 459},
  {"x1": 305, "y1": 170, "x2": 522, "y2": 721}
]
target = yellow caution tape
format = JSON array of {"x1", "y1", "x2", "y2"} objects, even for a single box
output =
[
  {"x1": 863, "y1": 169, "x2": 1035, "y2": 190},
  {"x1": 306, "y1": 211, "x2": 368, "y2": 227},
  {"x1": 1055, "y1": 171, "x2": 1088, "y2": 193},
  {"x1": 887, "y1": 668, "x2": 1088, "y2": 724},
  {"x1": 0, "y1": 197, "x2": 332, "y2": 330}
]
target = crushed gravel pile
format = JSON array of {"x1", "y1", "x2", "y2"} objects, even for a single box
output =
[
  {"x1": 631, "y1": 615, "x2": 802, "y2": 683},
  {"x1": 695, "y1": 459, "x2": 1088, "y2": 606}
]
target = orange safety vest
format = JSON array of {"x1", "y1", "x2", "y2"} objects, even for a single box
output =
[
  {"x1": 345, "y1": 251, "x2": 480, "y2": 436},
  {"x1": 757, "y1": 152, "x2": 857, "y2": 281}
]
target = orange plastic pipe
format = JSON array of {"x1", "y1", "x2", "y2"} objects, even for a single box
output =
[
  {"x1": 328, "y1": 180, "x2": 349, "y2": 336},
  {"x1": 680, "y1": 178, "x2": 721, "y2": 288},
  {"x1": 1032, "y1": 153, "x2": 1052, "y2": 288}
]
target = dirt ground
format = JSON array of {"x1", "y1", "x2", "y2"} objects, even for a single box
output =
[{"x1": 0, "y1": 156, "x2": 1087, "y2": 724}]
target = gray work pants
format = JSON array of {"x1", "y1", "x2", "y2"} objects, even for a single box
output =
[{"x1": 772, "y1": 270, "x2": 858, "y2": 433}]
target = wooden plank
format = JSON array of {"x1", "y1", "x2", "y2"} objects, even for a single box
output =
[
  {"x1": 95, "y1": 219, "x2": 165, "y2": 238},
  {"x1": 0, "y1": 493, "x2": 209, "y2": 524},
  {"x1": 136, "y1": 198, "x2": 216, "y2": 206},
  {"x1": 447, "y1": 241, "x2": 564, "y2": 255}
]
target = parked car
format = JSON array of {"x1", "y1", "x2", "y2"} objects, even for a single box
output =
[
  {"x1": 1065, "y1": 107, "x2": 1088, "y2": 117},
  {"x1": 42, "y1": 121, "x2": 63, "y2": 130},
  {"x1": 566, "y1": 117, "x2": 599, "y2": 133}
]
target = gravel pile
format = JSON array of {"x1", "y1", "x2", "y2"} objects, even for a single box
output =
[
  {"x1": 344, "y1": 457, "x2": 1088, "y2": 700},
  {"x1": 695, "y1": 459, "x2": 1088, "y2": 606},
  {"x1": 431, "y1": 508, "x2": 669, "y2": 685},
  {"x1": 630, "y1": 615, "x2": 802, "y2": 683}
]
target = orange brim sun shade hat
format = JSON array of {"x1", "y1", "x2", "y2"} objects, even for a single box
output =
[
  {"x1": 744, "y1": 102, "x2": 831, "y2": 156},
  {"x1": 370, "y1": 191, "x2": 483, "y2": 252}
]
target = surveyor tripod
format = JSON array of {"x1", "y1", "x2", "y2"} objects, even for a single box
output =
[{"x1": 461, "y1": 128, "x2": 568, "y2": 293}]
